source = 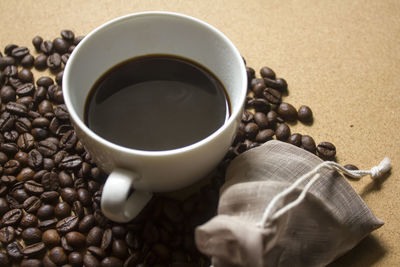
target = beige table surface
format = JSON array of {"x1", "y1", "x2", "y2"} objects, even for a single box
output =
[{"x1": 1, "y1": 0, "x2": 399, "y2": 266}]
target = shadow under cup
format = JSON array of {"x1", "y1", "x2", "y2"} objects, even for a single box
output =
[{"x1": 63, "y1": 12, "x2": 247, "y2": 194}]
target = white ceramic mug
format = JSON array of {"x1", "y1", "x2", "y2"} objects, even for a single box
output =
[{"x1": 63, "y1": 11, "x2": 247, "y2": 223}]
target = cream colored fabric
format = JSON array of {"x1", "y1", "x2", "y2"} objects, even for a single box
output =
[{"x1": 195, "y1": 140, "x2": 383, "y2": 267}]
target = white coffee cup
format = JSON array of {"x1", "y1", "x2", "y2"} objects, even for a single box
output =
[{"x1": 63, "y1": 11, "x2": 247, "y2": 223}]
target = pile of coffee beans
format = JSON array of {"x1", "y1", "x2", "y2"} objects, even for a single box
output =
[{"x1": 0, "y1": 30, "x2": 357, "y2": 267}]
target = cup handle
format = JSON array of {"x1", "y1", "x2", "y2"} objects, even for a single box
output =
[{"x1": 101, "y1": 168, "x2": 153, "y2": 223}]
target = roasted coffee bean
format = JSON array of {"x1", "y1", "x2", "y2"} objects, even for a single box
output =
[
  {"x1": 15, "y1": 117, "x2": 32, "y2": 133},
  {"x1": 4, "y1": 44, "x2": 18, "y2": 56},
  {"x1": 47, "y1": 53, "x2": 62, "y2": 71},
  {"x1": 37, "y1": 204, "x2": 55, "y2": 220},
  {"x1": 56, "y1": 216, "x2": 79, "y2": 234},
  {"x1": 32, "y1": 117, "x2": 50, "y2": 128},
  {"x1": 36, "y1": 76, "x2": 54, "y2": 88},
  {"x1": 260, "y1": 66, "x2": 276, "y2": 79},
  {"x1": 20, "y1": 213, "x2": 38, "y2": 228},
  {"x1": 0, "y1": 57, "x2": 16, "y2": 71},
  {"x1": 11, "y1": 187, "x2": 29, "y2": 203},
  {"x1": 288, "y1": 133, "x2": 302, "y2": 147},
  {"x1": 79, "y1": 214, "x2": 95, "y2": 233},
  {"x1": 100, "y1": 228, "x2": 112, "y2": 250},
  {"x1": 17, "y1": 96, "x2": 34, "y2": 110},
  {"x1": 53, "y1": 38, "x2": 69, "y2": 54},
  {"x1": 101, "y1": 257, "x2": 123, "y2": 267},
  {"x1": 0, "y1": 152, "x2": 8, "y2": 165},
  {"x1": 61, "y1": 30, "x2": 75, "y2": 42},
  {"x1": 112, "y1": 239, "x2": 129, "y2": 259},
  {"x1": 4, "y1": 159, "x2": 21, "y2": 175},
  {"x1": 32, "y1": 36, "x2": 44, "y2": 51},
  {"x1": 49, "y1": 246, "x2": 67, "y2": 265},
  {"x1": 60, "y1": 236, "x2": 73, "y2": 253},
  {"x1": 24, "y1": 180, "x2": 44, "y2": 195},
  {"x1": 54, "y1": 202, "x2": 71, "y2": 219},
  {"x1": 38, "y1": 218, "x2": 58, "y2": 231},
  {"x1": 244, "y1": 122, "x2": 259, "y2": 140},
  {"x1": 23, "y1": 196, "x2": 42, "y2": 213},
  {"x1": 0, "y1": 226, "x2": 15, "y2": 243},
  {"x1": 43, "y1": 159, "x2": 54, "y2": 170},
  {"x1": 263, "y1": 87, "x2": 281, "y2": 104},
  {"x1": 59, "y1": 155, "x2": 82, "y2": 169},
  {"x1": 55, "y1": 71, "x2": 63, "y2": 86},
  {"x1": 77, "y1": 188, "x2": 90, "y2": 206},
  {"x1": 23, "y1": 242, "x2": 46, "y2": 257},
  {"x1": 57, "y1": 171, "x2": 72, "y2": 188},
  {"x1": 253, "y1": 112, "x2": 269, "y2": 129},
  {"x1": 3, "y1": 65, "x2": 18, "y2": 77},
  {"x1": 1, "y1": 175, "x2": 16, "y2": 185},
  {"x1": 263, "y1": 77, "x2": 286, "y2": 92},
  {"x1": 54, "y1": 104, "x2": 69, "y2": 120},
  {"x1": 343, "y1": 164, "x2": 359, "y2": 178},
  {"x1": 40, "y1": 191, "x2": 59, "y2": 203},
  {"x1": 41, "y1": 171, "x2": 59, "y2": 191},
  {"x1": 68, "y1": 45, "x2": 76, "y2": 53},
  {"x1": 242, "y1": 110, "x2": 254, "y2": 123},
  {"x1": 8, "y1": 78, "x2": 24, "y2": 91},
  {"x1": 82, "y1": 254, "x2": 100, "y2": 267},
  {"x1": 65, "y1": 231, "x2": 86, "y2": 248},
  {"x1": 297, "y1": 105, "x2": 313, "y2": 123},
  {"x1": 34, "y1": 54, "x2": 48, "y2": 70},
  {"x1": 301, "y1": 135, "x2": 316, "y2": 153},
  {"x1": 255, "y1": 129, "x2": 274, "y2": 142},
  {"x1": 74, "y1": 36, "x2": 85, "y2": 45},
  {"x1": 16, "y1": 83, "x2": 35, "y2": 97},
  {"x1": 42, "y1": 229, "x2": 60, "y2": 247},
  {"x1": 6, "y1": 240, "x2": 23, "y2": 259},
  {"x1": 31, "y1": 127, "x2": 49, "y2": 140},
  {"x1": 21, "y1": 227, "x2": 42, "y2": 244},
  {"x1": 61, "y1": 53, "x2": 70, "y2": 65},
  {"x1": 277, "y1": 102, "x2": 297, "y2": 121},
  {"x1": 38, "y1": 139, "x2": 58, "y2": 157},
  {"x1": 125, "y1": 231, "x2": 140, "y2": 249},
  {"x1": 59, "y1": 130, "x2": 77, "y2": 150},
  {"x1": 60, "y1": 187, "x2": 77, "y2": 203},
  {"x1": 74, "y1": 177, "x2": 87, "y2": 189},
  {"x1": 1, "y1": 209, "x2": 22, "y2": 226},
  {"x1": 40, "y1": 40, "x2": 54, "y2": 55},
  {"x1": 86, "y1": 226, "x2": 103, "y2": 247},
  {"x1": 43, "y1": 254, "x2": 57, "y2": 267},
  {"x1": 275, "y1": 123, "x2": 291, "y2": 141},
  {"x1": 252, "y1": 82, "x2": 266, "y2": 98},
  {"x1": 248, "y1": 98, "x2": 270, "y2": 113},
  {"x1": 21, "y1": 258, "x2": 42, "y2": 267},
  {"x1": 69, "y1": 251, "x2": 83, "y2": 266},
  {"x1": 0, "y1": 198, "x2": 9, "y2": 216},
  {"x1": 17, "y1": 133, "x2": 34, "y2": 151},
  {"x1": 11, "y1": 46, "x2": 29, "y2": 59},
  {"x1": 0, "y1": 86, "x2": 16, "y2": 103},
  {"x1": 14, "y1": 151, "x2": 30, "y2": 166},
  {"x1": 72, "y1": 201, "x2": 84, "y2": 218},
  {"x1": 87, "y1": 246, "x2": 106, "y2": 259},
  {"x1": 18, "y1": 69, "x2": 34, "y2": 83},
  {"x1": 3, "y1": 131, "x2": 18, "y2": 143},
  {"x1": 6, "y1": 101, "x2": 28, "y2": 116},
  {"x1": 38, "y1": 99, "x2": 53, "y2": 115},
  {"x1": 317, "y1": 141, "x2": 336, "y2": 159},
  {"x1": 28, "y1": 149, "x2": 43, "y2": 169},
  {"x1": 21, "y1": 54, "x2": 35, "y2": 68},
  {"x1": 275, "y1": 77, "x2": 288, "y2": 92}
]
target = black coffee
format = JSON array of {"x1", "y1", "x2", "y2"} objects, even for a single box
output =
[{"x1": 84, "y1": 54, "x2": 230, "y2": 151}]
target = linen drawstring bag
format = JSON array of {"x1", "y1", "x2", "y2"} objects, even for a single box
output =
[{"x1": 195, "y1": 140, "x2": 391, "y2": 267}]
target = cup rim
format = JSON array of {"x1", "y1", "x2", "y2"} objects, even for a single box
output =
[{"x1": 63, "y1": 11, "x2": 247, "y2": 157}]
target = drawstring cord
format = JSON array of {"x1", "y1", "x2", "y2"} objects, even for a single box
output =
[{"x1": 257, "y1": 157, "x2": 391, "y2": 228}]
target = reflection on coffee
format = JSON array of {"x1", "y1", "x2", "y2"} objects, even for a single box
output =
[{"x1": 84, "y1": 54, "x2": 230, "y2": 151}]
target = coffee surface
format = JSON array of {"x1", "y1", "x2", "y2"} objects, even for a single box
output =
[{"x1": 84, "y1": 55, "x2": 229, "y2": 151}]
